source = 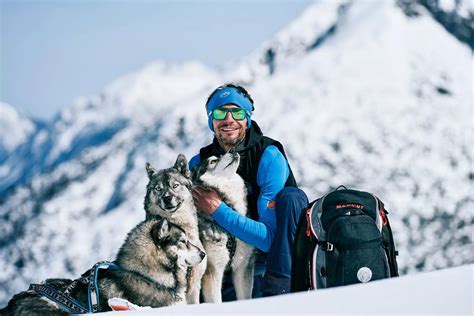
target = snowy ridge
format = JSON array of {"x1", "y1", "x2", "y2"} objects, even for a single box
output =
[
  {"x1": 0, "y1": 102, "x2": 35, "y2": 158},
  {"x1": 48, "y1": 61, "x2": 219, "y2": 163},
  {"x1": 0, "y1": 0, "x2": 473, "y2": 306},
  {"x1": 104, "y1": 264, "x2": 473, "y2": 315},
  {"x1": 224, "y1": 1, "x2": 348, "y2": 81}
]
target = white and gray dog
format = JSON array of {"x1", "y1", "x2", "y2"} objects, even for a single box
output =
[
  {"x1": 192, "y1": 152, "x2": 256, "y2": 302},
  {"x1": 144, "y1": 154, "x2": 206, "y2": 305},
  {"x1": 0, "y1": 217, "x2": 205, "y2": 315}
]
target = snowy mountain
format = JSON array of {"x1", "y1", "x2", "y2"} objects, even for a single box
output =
[
  {"x1": 0, "y1": 102, "x2": 37, "y2": 174},
  {"x1": 0, "y1": 0, "x2": 472, "y2": 306},
  {"x1": 0, "y1": 102, "x2": 35, "y2": 154}
]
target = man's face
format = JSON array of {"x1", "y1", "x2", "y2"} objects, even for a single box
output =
[{"x1": 212, "y1": 104, "x2": 247, "y2": 150}]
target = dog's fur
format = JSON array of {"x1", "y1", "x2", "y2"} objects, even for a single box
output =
[
  {"x1": 0, "y1": 218, "x2": 205, "y2": 315},
  {"x1": 144, "y1": 154, "x2": 206, "y2": 304},
  {"x1": 192, "y1": 152, "x2": 255, "y2": 302}
]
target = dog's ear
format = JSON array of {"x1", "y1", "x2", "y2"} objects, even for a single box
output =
[
  {"x1": 146, "y1": 162, "x2": 158, "y2": 179},
  {"x1": 151, "y1": 219, "x2": 169, "y2": 245},
  {"x1": 174, "y1": 154, "x2": 191, "y2": 178}
]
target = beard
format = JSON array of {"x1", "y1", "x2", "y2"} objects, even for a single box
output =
[{"x1": 215, "y1": 124, "x2": 246, "y2": 149}]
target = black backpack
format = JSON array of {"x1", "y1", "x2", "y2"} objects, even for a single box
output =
[{"x1": 291, "y1": 187, "x2": 399, "y2": 291}]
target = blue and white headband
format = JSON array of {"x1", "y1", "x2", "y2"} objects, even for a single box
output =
[{"x1": 205, "y1": 86, "x2": 253, "y2": 131}]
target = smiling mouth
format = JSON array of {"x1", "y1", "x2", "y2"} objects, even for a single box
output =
[
  {"x1": 163, "y1": 201, "x2": 182, "y2": 212},
  {"x1": 220, "y1": 126, "x2": 239, "y2": 132}
]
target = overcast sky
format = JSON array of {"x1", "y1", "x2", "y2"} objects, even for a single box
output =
[{"x1": 0, "y1": 0, "x2": 312, "y2": 120}]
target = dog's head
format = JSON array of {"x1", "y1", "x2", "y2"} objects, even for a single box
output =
[
  {"x1": 192, "y1": 152, "x2": 240, "y2": 186},
  {"x1": 145, "y1": 154, "x2": 193, "y2": 218},
  {"x1": 151, "y1": 219, "x2": 205, "y2": 268}
]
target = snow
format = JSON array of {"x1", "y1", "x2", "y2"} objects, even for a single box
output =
[
  {"x1": 0, "y1": 101, "x2": 35, "y2": 152},
  {"x1": 46, "y1": 60, "x2": 219, "y2": 164},
  {"x1": 439, "y1": 0, "x2": 473, "y2": 18},
  {"x1": 103, "y1": 264, "x2": 473, "y2": 315}
]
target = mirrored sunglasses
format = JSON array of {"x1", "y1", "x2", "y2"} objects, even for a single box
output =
[{"x1": 212, "y1": 107, "x2": 246, "y2": 121}]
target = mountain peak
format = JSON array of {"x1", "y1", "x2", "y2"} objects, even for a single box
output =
[{"x1": 0, "y1": 102, "x2": 35, "y2": 154}]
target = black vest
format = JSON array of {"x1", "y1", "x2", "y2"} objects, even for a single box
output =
[{"x1": 199, "y1": 121, "x2": 297, "y2": 220}]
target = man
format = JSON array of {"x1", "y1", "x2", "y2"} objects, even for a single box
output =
[{"x1": 190, "y1": 83, "x2": 308, "y2": 299}]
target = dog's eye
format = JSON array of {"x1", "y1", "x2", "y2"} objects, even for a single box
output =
[
  {"x1": 154, "y1": 186, "x2": 162, "y2": 192},
  {"x1": 209, "y1": 159, "x2": 217, "y2": 165},
  {"x1": 172, "y1": 183, "x2": 180, "y2": 189}
]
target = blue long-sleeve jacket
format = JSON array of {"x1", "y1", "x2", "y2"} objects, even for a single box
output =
[{"x1": 189, "y1": 145, "x2": 290, "y2": 252}]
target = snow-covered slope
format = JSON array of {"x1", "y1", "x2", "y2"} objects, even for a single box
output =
[
  {"x1": 0, "y1": 102, "x2": 35, "y2": 153},
  {"x1": 0, "y1": 102, "x2": 41, "y2": 203},
  {"x1": 0, "y1": 102, "x2": 36, "y2": 163},
  {"x1": 0, "y1": 0, "x2": 472, "y2": 306},
  {"x1": 105, "y1": 264, "x2": 473, "y2": 315}
]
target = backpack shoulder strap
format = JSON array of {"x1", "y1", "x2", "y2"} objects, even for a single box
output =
[{"x1": 377, "y1": 198, "x2": 399, "y2": 277}]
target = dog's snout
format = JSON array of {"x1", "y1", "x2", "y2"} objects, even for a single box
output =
[{"x1": 163, "y1": 196, "x2": 173, "y2": 205}]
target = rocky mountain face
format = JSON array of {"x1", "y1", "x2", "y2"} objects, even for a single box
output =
[{"x1": 0, "y1": 0, "x2": 472, "y2": 305}]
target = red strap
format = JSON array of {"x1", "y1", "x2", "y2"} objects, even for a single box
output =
[
  {"x1": 379, "y1": 208, "x2": 388, "y2": 226},
  {"x1": 306, "y1": 207, "x2": 312, "y2": 237}
]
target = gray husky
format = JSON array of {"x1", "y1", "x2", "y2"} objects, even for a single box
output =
[
  {"x1": 192, "y1": 152, "x2": 256, "y2": 302},
  {"x1": 0, "y1": 218, "x2": 205, "y2": 315},
  {"x1": 144, "y1": 154, "x2": 206, "y2": 304}
]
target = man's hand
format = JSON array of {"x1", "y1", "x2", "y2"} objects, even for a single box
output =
[{"x1": 192, "y1": 186, "x2": 222, "y2": 215}]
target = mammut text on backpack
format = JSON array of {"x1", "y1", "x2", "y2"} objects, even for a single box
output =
[{"x1": 291, "y1": 188, "x2": 399, "y2": 291}]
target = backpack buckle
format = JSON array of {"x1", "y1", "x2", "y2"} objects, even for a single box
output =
[
  {"x1": 326, "y1": 242, "x2": 334, "y2": 252},
  {"x1": 319, "y1": 241, "x2": 334, "y2": 252}
]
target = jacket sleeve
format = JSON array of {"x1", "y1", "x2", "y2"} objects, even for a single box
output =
[
  {"x1": 211, "y1": 145, "x2": 289, "y2": 252},
  {"x1": 188, "y1": 154, "x2": 201, "y2": 171}
]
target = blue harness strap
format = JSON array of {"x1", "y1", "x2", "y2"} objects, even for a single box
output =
[
  {"x1": 28, "y1": 283, "x2": 88, "y2": 313},
  {"x1": 29, "y1": 261, "x2": 121, "y2": 314},
  {"x1": 86, "y1": 261, "x2": 121, "y2": 312}
]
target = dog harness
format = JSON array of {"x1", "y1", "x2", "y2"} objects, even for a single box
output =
[{"x1": 28, "y1": 261, "x2": 120, "y2": 313}]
